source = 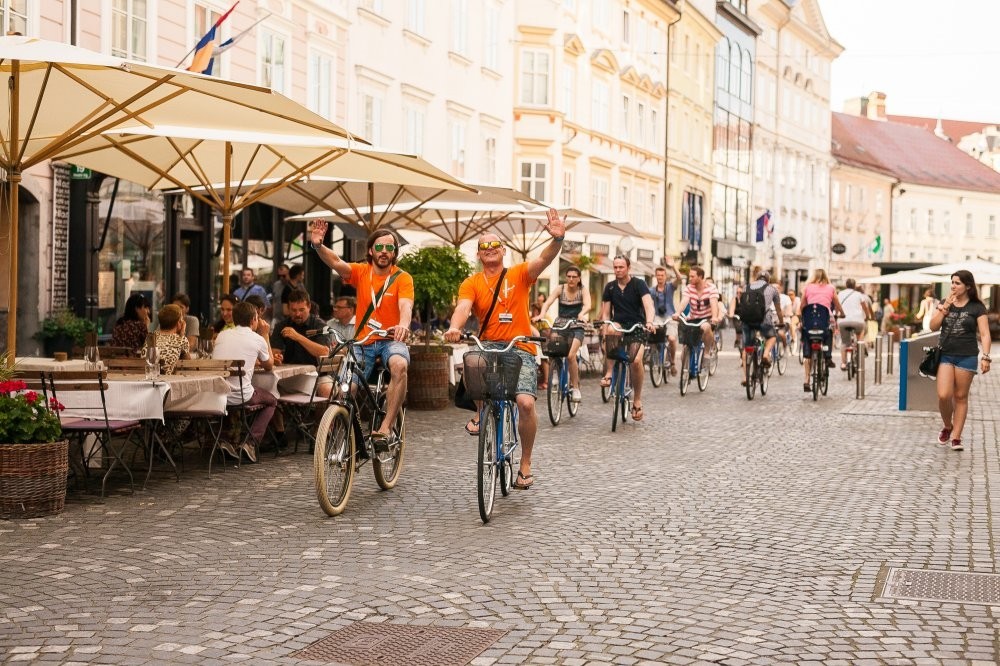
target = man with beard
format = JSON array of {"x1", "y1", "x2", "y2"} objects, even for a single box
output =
[
  {"x1": 308, "y1": 224, "x2": 414, "y2": 447},
  {"x1": 271, "y1": 289, "x2": 334, "y2": 397},
  {"x1": 443, "y1": 213, "x2": 566, "y2": 490}
]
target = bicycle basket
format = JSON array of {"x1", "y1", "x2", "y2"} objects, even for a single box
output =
[
  {"x1": 542, "y1": 330, "x2": 570, "y2": 358},
  {"x1": 603, "y1": 331, "x2": 645, "y2": 362},
  {"x1": 680, "y1": 322, "x2": 704, "y2": 348},
  {"x1": 462, "y1": 350, "x2": 522, "y2": 400},
  {"x1": 648, "y1": 325, "x2": 667, "y2": 344}
]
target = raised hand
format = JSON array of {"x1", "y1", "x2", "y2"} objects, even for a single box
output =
[
  {"x1": 309, "y1": 219, "x2": 329, "y2": 245},
  {"x1": 544, "y1": 208, "x2": 566, "y2": 239}
]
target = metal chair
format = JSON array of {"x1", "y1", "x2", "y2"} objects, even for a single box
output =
[
  {"x1": 162, "y1": 359, "x2": 233, "y2": 477},
  {"x1": 276, "y1": 355, "x2": 341, "y2": 453}
]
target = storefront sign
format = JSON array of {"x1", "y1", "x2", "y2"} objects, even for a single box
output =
[
  {"x1": 831, "y1": 243, "x2": 847, "y2": 255},
  {"x1": 69, "y1": 165, "x2": 92, "y2": 180},
  {"x1": 780, "y1": 236, "x2": 797, "y2": 250}
]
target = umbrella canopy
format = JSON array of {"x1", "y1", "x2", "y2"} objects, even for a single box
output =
[
  {"x1": 857, "y1": 270, "x2": 941, "y2": 285},
  {"x1": 0, "y1": 36, "x2": 357, "y2": 358},
  {"x1": 916, "y1": 259, "x2": 1000, "y2": 285},
  {"x1": 493, "y1": 209, "x2": 642, "y2": 261}
]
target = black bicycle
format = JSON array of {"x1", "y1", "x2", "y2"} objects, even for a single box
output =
[{"x1": 544, "y1": 319, "x2": 586, "y2": 426}]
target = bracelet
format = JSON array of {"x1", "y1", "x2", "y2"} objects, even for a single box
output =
[
  {"x1": 983, "y1": 355, "x2": 992, "y2": 362},
  {"x1": 552, "y1": 236, "x2": 564, "y2": 243}
]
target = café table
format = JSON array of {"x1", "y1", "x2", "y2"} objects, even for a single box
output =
[{"x1": 252, "y1": 363, "x2": 317, "y2": 397}]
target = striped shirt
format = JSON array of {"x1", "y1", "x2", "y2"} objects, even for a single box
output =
[{"x1": 684, "y1": 283, "x2": 719, "y2": 320}]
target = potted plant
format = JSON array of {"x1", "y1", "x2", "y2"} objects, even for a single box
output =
[
  {"x1": 35, "y1": 309, "x2": 96, "y2": 357},
  {"x1": 397, "y1": 246, "x2": 473, "y2": 410},
  {"x1": 0, "y1": 357, "x2": 69, "y2": 519}
]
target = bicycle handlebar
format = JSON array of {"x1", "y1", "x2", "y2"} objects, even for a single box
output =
[
  {"x1": 325, "y1": 327, "x2": 389, "y2": 347},
  {"x1": 549, "y1": 319, "x2": 588, "y2": 331},
  {"x1": 593, "y1": 320, "x2": 646, "y2": 334},
  {"x1": 460, "y1": 333, "x2": 546, "y2": 352}
]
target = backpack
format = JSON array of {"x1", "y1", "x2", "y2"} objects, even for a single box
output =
[{"x1": 737, "y1": 283, "x2": 767, "y2": 325}]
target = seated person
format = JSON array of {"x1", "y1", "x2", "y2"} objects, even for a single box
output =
[
  {"x1": 213, "y1": 302, "x2": 277, "y2": 462},
  {"x1": 170, "y1": 292, "x2": 200, "y2": 350},
  {"x1": 212, "y1": 294, "x2": 237, "y2": 335},
  {"x1": 244, "y1": 294, "x2": 272, "y2": 352},
  {"x1": 271, "y1": 288, "x2": 334, "y2": 397},
  {"x1": 111, "y1": 293, "x2": 151, "y2": 353},
  {"x1": 325, "y1": 295, "x2": 357, "y2": 345},
  {"x1": 154, "y1": 304, "x2": 191, "y2": 374}
]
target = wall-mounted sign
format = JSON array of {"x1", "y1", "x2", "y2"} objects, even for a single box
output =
[
  {"x1": 831, "y1": 243, "x2": 847, "y2": 255},
  {"x1": 69, "y1": 165, "x2": 92, "y2": 180},
  {"x1": 780, "y1": 236, "x2": 797, "y2": 250}
]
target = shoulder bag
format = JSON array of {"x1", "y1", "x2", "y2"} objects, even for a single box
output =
[{"x1": 918, "y1": 308, "x2": 948, "y2": 378}]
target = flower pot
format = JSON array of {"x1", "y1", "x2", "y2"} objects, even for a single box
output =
[
  {"x1": 43, "y1": 334, "x2": 75, "y2": 358},
  {"x1": 407, "y1": 347, "x2": 451, "y2": 410},
  {"x1": 0, "y1": 440, "x2": 69, "y2": 519}
]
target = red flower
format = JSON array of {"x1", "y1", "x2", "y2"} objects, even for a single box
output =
[
  {"x1": 24, "y1": 391, "x2": 38, "y2": 404},
  {"x1": 48, "y1": 397, "x2": 65, "y2": 412}
]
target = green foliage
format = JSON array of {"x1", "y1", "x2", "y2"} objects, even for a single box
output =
[
  {"x1": 398, "y1": 246, "x2": 474, "y2": 319},
  {"x1": 35, "y1": 309, "x2": 96, "y2": 346},
  {"x1": 0, "y1": 368, "x2": 64, "y2": 445},
  {"x1": 570, "y1": 254, "x2": 596, "y2": 272}
]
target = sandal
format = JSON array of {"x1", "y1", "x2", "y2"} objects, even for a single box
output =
[
  {"x1": 465, "y1": 418, "x2": 480, "y2": 436},
  {"x1": 599, "y1": 376, "x2": 612, "y2": 388},
  {"x1": 631, "y1": 405, "x2": 644, "y2": 421},
  {"x1": 513, "y1": 470, "x2": 534, "y2": 489}
]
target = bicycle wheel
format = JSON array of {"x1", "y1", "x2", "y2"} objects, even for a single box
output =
[
  {"x1": 708, "y1": 337, "x2": 720, "y2": 376},
  {"x1": 745, "y1": 353, "x2": 756, "y2": 400},
  {"x1": 611, "y1": 363, "x2": 623, "y2": 432},
  {"x1": 314, "y1": 406, "x2": 355, "y2": 517},
  {"x1": 566, "y1": 364, "x2": 580, "y2": 418},
  {"x1": 547, "y1": 358, "x2": 563, "y2": 426},
  {"x1": 846, "y1": 349, "x2": 856, "y2": 381},
  {"x1": 811, "y1": 351, "x2": 821, "y2": 401},
  {"x1": 372, "y1": 403, "x2": 405, "y2": 491},
  {"x1": 477, "y1": 407, "x2": 499, "y2": 523},
  {"x1": 499, "y1": 406, "x2": 516, "y2": 497},
  {"x1": 649, "y1": 344, "x2": 664, "y2": 387},
  {"x1": 679, "y1": 346, "x2": 691, "y2": 396},
  {"x1": 601, "y1": 374, "x2": 611, "y2": 403},
  {"x1": 821, "y1": 360, "x2": 830, "y2": 396},
  {"x1": 697, "y1": 348, "x2": 709, "y2": 392},
  {"x1": 760, "y1": 352, "x2": 769, "y2": 396},
  {"x1": 776, "y1": 342, "x2": 787, "y2": 375},
  {"x1": 798, "y1": 336, "x2": 805, "y2": 365}
]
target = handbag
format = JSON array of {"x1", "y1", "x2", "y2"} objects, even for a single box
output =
[
  {"x1": 453, "y1": 268, "x2": 508, "y2": 412},
  {"x1": 918, "y1": 346, "x2": 941, "y2": 378}
]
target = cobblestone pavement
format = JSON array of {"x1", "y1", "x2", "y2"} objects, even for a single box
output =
[{"x1": 2, "y1": 340, "x2": 999, "y2": 665}]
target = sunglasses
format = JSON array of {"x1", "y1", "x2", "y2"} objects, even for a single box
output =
[
  {"x1": 478, "y1": 240, "x2": 504, "y2": 250},
  {"x1": 373, "y1": 243, "x2": 396, "y2": 252}
]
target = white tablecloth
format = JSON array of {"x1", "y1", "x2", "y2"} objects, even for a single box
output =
[
  {"x1": 56, "y1": 374, "x2": 230, "y2": 422},
  {"x1": 447, "y1": 344, "x2": 468, "y2": 385},
  {"x1": 252, "y1": 364, "x2": 316, "y2": 397},
  {"x1": 15, "y1": 357, "x2": 89, "y2": 372}
]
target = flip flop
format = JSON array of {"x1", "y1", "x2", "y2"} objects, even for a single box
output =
[
  {"x1": 599, "y1": 376, "x2": 612, "y2": 388},
  {"x1": 513, "y1": 471, "x2": 534, "y2": 489},
  {"x1": 631, "y1": 405, "x2": 644, "y2": 421},
  {"x1": 465, "y1": 418, "x2": 480, "y2": 436}
]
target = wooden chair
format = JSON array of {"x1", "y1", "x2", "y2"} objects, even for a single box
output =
[
  {"x1": 45, "y1": 370, "x2": 141, "y2": 498},
  {"x1": 172, "y1": 359, "x2": 231, "y2": 374},
  {"x1": 162, "y1": 358, "x2": 234, "y2": 476},
  {"x1": 97, "y1": 346, "x2": 137, "y2": 359},
  {"x1": 277, "y1": 355, "x2": 341, "y2": 454},
  {"x1": 104, "y1": 358, "x2": 147, "y2": 374}
]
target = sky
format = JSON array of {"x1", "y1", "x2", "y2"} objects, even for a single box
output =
[{"x1": 816, "y1": 0, "x2": 1000, "y2": 122}]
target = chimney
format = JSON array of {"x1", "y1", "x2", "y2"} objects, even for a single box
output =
[
  {"x1": 867, "y1": 91, "x2": 887, "y2": 121},
  {"x1": 842, "y1": 96, "x2": 868, "y2": 117}
]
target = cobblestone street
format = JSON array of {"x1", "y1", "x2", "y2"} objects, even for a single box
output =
[{"x1": 2, "y1": 343, "x2": 999, "y2": 665}]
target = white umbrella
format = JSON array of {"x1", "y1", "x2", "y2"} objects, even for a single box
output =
[{"x1": 857, "y1": 270, "x2": 940, "y2": 285}]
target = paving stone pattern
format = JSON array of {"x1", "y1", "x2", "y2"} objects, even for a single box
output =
[{"x1": 2, "y1": 342, "x2": 999, "y2": 665}]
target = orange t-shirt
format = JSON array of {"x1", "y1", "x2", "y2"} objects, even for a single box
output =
[
  {"x1": 458, "y1": 262, "x2": 536, "y2": 353},
  {"x1": 346, "y1": 263, "x2": 414, "y2": 344}
]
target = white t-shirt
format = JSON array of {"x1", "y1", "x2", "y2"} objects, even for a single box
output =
[
  {"x1": 212, "y1": 325, "x2": 270, "y2": 404},
  {"x1": 779, "y1": 293, "x2": 793, "y2": 317},
  {"x1": 838, "y1": 288, "x2": 871, "y2": 325}
]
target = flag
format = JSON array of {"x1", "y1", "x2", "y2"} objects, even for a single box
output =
[
  {"x1": 871, "y1": 234, "x2": 882, "y2": 255},
  {"x1": 187, "y1": 2, "x2": 239, "y2": 75},
  {"x1": 211, "y1": 14, "x2": 268, "y2": 60},
  {"x1": 755, "y1": 210, "x2": 771, "y2": 243}
]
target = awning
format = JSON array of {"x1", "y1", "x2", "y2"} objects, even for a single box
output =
[
  {"x1": 591, "y1": 256, "x2": 615, "y2": 274},
  {"x1": 631, "y1": 259, "x2": 657, "y2": 277}
]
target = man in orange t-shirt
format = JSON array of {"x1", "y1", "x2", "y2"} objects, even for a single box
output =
[
  {"x1": 309, "y1": 223, "x2": 414, "y2": 447},
  {"x1": 444, "y1": 212, "x2": 566, "y2": 490}
]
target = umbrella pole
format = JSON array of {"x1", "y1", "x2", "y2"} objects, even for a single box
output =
[
  {"x1": 5, "y1": 170, "x2": 20, "y2": 364},
  {"x1": 222, "y1": 212, "x2": 233, "y2": 295}
]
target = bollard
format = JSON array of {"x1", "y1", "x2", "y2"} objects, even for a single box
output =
[
  {"x1": 856, "y1": 341, "x2": 867, "y2": 399},
  {"x1": 874, "y1": 335, "x2": 882, "y2": 385},
  {"x1": 886, "y1": 332, "x2": 894, "y2": 375}
]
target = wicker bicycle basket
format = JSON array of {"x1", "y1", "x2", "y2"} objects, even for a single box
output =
[
  {"x1": 462, "y1": 350, "x2": 522, "y2": 400},
  {"x1": 648, "y1": 324, "x2": 667, "y2": 344},
  {"x1": 542, "y1": 330, "x2": 570, "y2": 358},
  {"x1": 603, "y1": 331, "x2": 645, "y2": 362}
]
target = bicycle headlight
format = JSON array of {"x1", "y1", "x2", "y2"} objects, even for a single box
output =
[{"x1": 340, "y1": 381, "x2": 351, "y2": 395}]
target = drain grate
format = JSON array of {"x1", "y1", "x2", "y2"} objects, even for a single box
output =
[
  {"x1": 880, "y1": 567, "x2": 1000, "y2": 605},
  {"x1": 293, "y1": 622, "x2": 507, "y2": 665}
]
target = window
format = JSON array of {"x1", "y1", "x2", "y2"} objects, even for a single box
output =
[
  {"x1": 716, "y1": 38, "x2": 730, "y2": 94},
  {"x1": 858, "y1": 187, "x2": 865, "y2": 212},
  {"x1": 591, "y1": 176, "x2": 609, "y2": 217},
  {"x1": 637, "y1": 101, "x2": 646, "y2": 144},
  {"x1": 621, "y1": 95, "x2": 631, "y2": 140},
  {"x1": 966, "y1": 213, "x2": 974, "y2": 235},
  {"x1": 592, "y1": 0, "x2": 609, "y2": 27},
  {"x1": 633, "y1": 190, "x2": 643, "y2": 228},
  {"x1": 649, "y1": 192, "x2": 657, "y2": 227},
  {"x1": 729, "y1": 43, "x2": 740, "y2": 97},
  {"x1": 362, "y1": 93, "x2": 383, "y2": 144},
  {"x1": 520, "y1": 161, "x2": 547, "y2": 202},
  {"x1": 450, "y1": 0, "x2": 468, "y2": 55},
  {"x1": 622, "y1": 10, "x2": 630, "y2": 44},
  {"x1": 520, "y1": 50, "x2": 550, "y2": 105},
  {"x1": 844, "y1": 185, "x2": 852, "y2": 212},
  {"x1": 592, "y1": 79, "x2": 609, "y2": 133},
  {"x1": 407, "y1": 0, "x2": 425, "y2": 34},
  {"x1": 111, "y1": 0, "x2": 147, "y2": 61},
  {"x1": 741, "y1": 48, "x2": 752, "y2": 103},
  {"x1": 620, "y1": 185, "x2": 630, "y2": 220},
  {"x1": 831, "y1": 181, "x2": 840, "y2": 208},
  {"x1": 562, "y1": 170, "x2": 574, "y2": 207},
  {"x1": 927, "y1": 209, "x2": 934, "y2": 233},
  {"x1": 404, "y1": 106, "x2": 424, "y2": 155},
  {"x1": 559, "y1": 65, "x2": 575, "y2": 120},
  {"x1": 307, "y1": 51, "x2": 335, "y2": 119},
  {"x1": 650, "y1": 108, "x2": 658, "y2": 148},
  {"x1": 360, "y1": 0, "x2": 384, "y2": 11},
  {"x1": 449, "y1": 119, "x2": 467, "y2": 177},
  {"x1": 483, "y1": 3, "x2": 499, "y2": 70},
  {"x1": 482, "y1": 135, "x2": 496, "y2": 183},
  {"x1": 909, "y1": 208, "x2": 917, "y2": 231},
  {"x1": 874, "y1": 190, "x2": 884, "y2": 213},
  {"x1": 260, "y1": 30, "x2": 287, "y2": 93},
  {"x1": 989, "y1": 215, "x2": 996, "y2": 237},
  {"x1": 943, "y1": 209, "x2": 951, "y2": 233}
]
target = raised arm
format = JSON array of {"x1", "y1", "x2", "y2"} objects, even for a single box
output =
[
  {"x1": 526, "y1": 212, "x2": 567, "y2": 282},
  {"x1": 308, "y1": 220, "x2": 353, "y2": 281}
]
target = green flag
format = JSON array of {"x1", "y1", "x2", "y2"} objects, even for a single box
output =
[{"x1": 871, "y1": 235, "x2": 882, "y2": 254}]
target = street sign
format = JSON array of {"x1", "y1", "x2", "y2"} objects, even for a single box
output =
[
  {"x1": 69, "y1": 165, "x2": 92, "y2": 180},
  {"x1": 780, "y1": 236, "x2": 797, "y2": 250},
  {"x1": 831, "y1": 243, "x2": 847, "y2": 255}
]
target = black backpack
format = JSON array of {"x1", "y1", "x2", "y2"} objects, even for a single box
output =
[{"x1": 738, "y1": 284, "x2": 767, "y2": 325}]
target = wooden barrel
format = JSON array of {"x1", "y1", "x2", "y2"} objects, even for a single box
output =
[{"x1": 407, "y1": 348, "x2": 451, "y2": 410}]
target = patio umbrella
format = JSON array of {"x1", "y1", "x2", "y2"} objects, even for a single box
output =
[
  {"x1": 857, "y1": 270, "x2": 941, "y2": 285},
  {"x1": 493, "y1": 209, "x2": 642, "y2": 261},
  {"x1": 0, "y1": 36, "x2": 357, "y2": 358}
]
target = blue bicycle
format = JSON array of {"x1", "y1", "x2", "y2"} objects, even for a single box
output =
[
  {"x1": 644, "y1": 324, "x2": 671, "y2": 387},
  {"x1": 544, "y1": 319, "x2": 586, "y2": 426},
  {"x1": 677, "y1": 316, "x2": 713, "y2": 396},
  {"x1": 597, "y1": 321, "x2": 645, "y2": 432},
  {"x1": 462, "y1": 333, "x2": 544, "y2": 523}
]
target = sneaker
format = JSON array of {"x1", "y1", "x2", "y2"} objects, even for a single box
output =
[
  {"x1": 570, "y1": 388, "x2": 582, "y2": 403},
  {"x1": 826, "y1": 358, "x2": 836, "y2": 368},
  {"x1": 803, "y1": 383, "x2": 811, "y2": 393},
  {"x1": 937, "y1": 427, "x2": 952, "y2": 445},
  {"x1": 242, "y1": 442, "x2": 258, "y2": 463},
  {"x1": 950, "y1": 439, "x2": 964, "y2": 451},
  {"x1": 218, "y1": 438, "x2": 239, "y2": 460}
]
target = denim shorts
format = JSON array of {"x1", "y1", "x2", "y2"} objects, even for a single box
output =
[
  {"x1": 480, "y1": 342, "x2": 538, "y2": 398},
  {"x1": 940, "y1": 354, "x2": 978, "y2": 373},
  {"x1": 742, "y1": 322, "x2": 776, "y2": 344},
  {"x1": 352, "y1": 340, "x2": 410, "y2": 383}
]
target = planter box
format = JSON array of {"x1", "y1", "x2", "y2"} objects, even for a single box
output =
[
  {"x1": 0, "y1": 440, "x2": 69, "y2": 519},
  {"x1": 407, "y1": 348, "x2": 451, "y2": 410}
]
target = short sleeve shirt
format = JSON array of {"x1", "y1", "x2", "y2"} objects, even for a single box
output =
[
  {"x1": 602, "y1": 277, "x2": 651, "y2": 327},
  {"x1": 803, "y1": 283, "x2": 835, "y2": 311},
  {"x1": 684, "y1": 283, "x2": 719, "y2": 320},
  {"x1": 458, "y1": 263, "x2": 535, "y2": 353},
  {"x1": 345, "y1": 264, "x2": 415, "y2": 344},
  {"x1": 747, "y1": 279, "x2": 780, "y2": 325},
  {"x1": 213, "y1": 325, "x2": 271, "y2": 404},
  {"x1": 154, "y1": 332, "x2": 190, "y2": 375},
  {"x1": 271, "y1": 315, "x2": 331, "y2": 364},
  {"x1": 939, "y1": 301, "x2": 987, "y2": 357},
  {"x1": 838, "y1": 288, "x2": 871, "y2": 325}
]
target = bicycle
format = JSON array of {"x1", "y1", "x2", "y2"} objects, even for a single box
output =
[
  {"x1": 677, "y1": 316, "x2": 712, "y2": 396},
  {"x1": 743, "y1": 328, "x2": 769, "y2": 400},
  {"x1": 708, "y1": 326, "x2": 722, "y2": 376},
  {"x1": 769, "y1": 324, "x2": 788, "y2": 376},
  {"x1": 644, "y1": 324, "x2": 671, "y2": 387},
  {"x1": 461, "y1": 333, "x2": 545, "y2": 523},
  {"x1": 597, "y1": 321, "x2": 645, "y2": 432},
  {"x1": 844, "y1": 326, "x2": 860, "y2": 381},
  {"x1": 314, "y1": 328, "x2": 406, "y2": 517},
  {"x1": 802, "y1": 304, "x2": 831, "y2": 402},
  {"x1": 544, "y1": 319, "x2": 586, "y2": 426}
]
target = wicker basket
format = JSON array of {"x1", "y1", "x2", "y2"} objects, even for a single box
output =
[
  {"x1": 462, "y1": 351, "x2": 522, "y2": 400},
  {"x1": 603, "y1": 331, "x2": 645, "y2": 362},
  {"x1": 542, "y1": 331, "x2": 570, "y2": 358},
  {"x1": 0, "y1": 440, "x2": 69, "y2": 519}
]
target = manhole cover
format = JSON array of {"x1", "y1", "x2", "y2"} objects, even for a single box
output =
[
  {"x1": 293, "y1": 622, "x2": 507, "y2": 665},
  {"x1": 880, "y1": 567, "x2": 1000, "y2": 605}
]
